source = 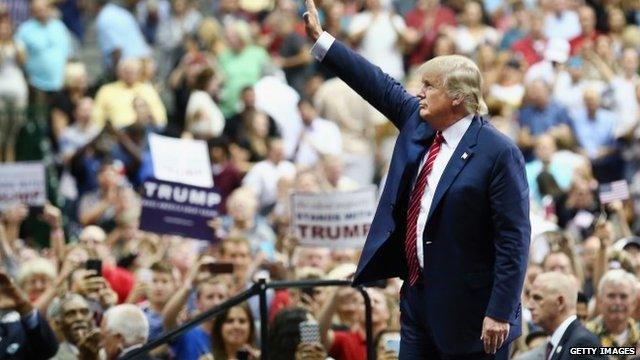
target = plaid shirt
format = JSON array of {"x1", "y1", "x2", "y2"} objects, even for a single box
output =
[{"x1": 586, "y1": 316, "x2": 640, "y2": 359}]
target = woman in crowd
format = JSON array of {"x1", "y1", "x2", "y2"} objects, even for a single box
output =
[
  {"x1": 209, "y1": 303, "x2": 259, "y2": 360},
  {"x1": 185, "y1": 67, "x2": 225, "y2": 139}
]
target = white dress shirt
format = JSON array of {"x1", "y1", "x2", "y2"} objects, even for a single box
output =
[
  {"x1": 310, "y1": 32, "x2": 336, "y2": 61},
  {"x1": 547, "y1": 314, "x2": 577, "y2": 359},
  {"x1": 415, "y1": 115, "x2": 473, "y2": 268}
]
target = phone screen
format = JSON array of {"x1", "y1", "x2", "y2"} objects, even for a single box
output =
[
  {"x1": 236, "y1": 349, "x2": 249, "y2": 360},
  {"x1": 86, "y1": 259, "x2": 102, "y2": 277},
  {"x1": 299, "y1": 321, "x2": 320, "y2": 344},
  {"x1": 381, "y1": 332, "x2": 401, "y2": 355},
  {"x1": 205, "y1": 262, "x2": 234, "y2": 274}
]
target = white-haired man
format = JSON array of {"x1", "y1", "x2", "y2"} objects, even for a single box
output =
[
  {"x1": 586, "y1": 270, "x2": 640, "y2": 350},
  {"x1": 101, "y1": 304, "x2": 150, "y2": 360},
  {"x1": 303, "y1": 2, "x2": 530, "y2": 359},
  {"x1": 526, "y1": 272, "x2": 604, "y2": 360}
]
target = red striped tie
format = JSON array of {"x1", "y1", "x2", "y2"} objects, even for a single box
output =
[{"x1": 405, "y1": 131, "x2": 444, "y2": 286}]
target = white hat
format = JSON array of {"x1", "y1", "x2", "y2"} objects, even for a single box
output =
[{"x1": 544, "y1": 38, "x2": 570, "y2": 63}]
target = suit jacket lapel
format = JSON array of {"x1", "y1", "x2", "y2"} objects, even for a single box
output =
[
  {"x1": 550, "y1": 319, "x2": 580, "y2": 360},
  {"x1": 402, "y1": 120, "x2": 436, "y2": 196},
  {"x1": 426, "y1": 116, "x2": 483, "y2": 223},
  {"x1": 411, "y1": 120, "x2": 436, "y2": 146}
]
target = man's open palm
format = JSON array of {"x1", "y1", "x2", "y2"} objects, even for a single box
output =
[{"x1": 303, "y1": 0, "x2": 323, "y2": 41}]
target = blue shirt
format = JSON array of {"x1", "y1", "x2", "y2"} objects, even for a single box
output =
[
  {"x1": 525, "y1": 151, "x2": 583, "y2": 204},
  {"x1": 141, "y1": 305, "x2": 164, "y2": 341},
  {"x1": 570, "y1": 108, "x2": 616, "y2": 159},
  {"x1": 517, "y1": 101, "x2": 573, "y2": 136},
  {"x1": 170, "y1": 326, "x2": 211, "y2": 360},
  {"x1": 15, "y1": 18, "x2": 70, "y2": 91},
  {"x1": 96, "y1": 3, "x2": 151, "y2": 68}
]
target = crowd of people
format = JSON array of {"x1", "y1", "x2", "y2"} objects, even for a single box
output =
[{"x1": 2, "y1": 0, "x2": 640, "y2": 358}]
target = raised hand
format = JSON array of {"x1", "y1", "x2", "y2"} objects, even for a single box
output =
[
  {"x1": 0, "y1": 271, "x2": 33, "y2": 316},
  {"x1": 302, "y1": 0, "x2": 323, "y2": 41}
]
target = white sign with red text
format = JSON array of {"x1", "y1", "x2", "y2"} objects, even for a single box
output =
[
  {"x1": 0, "y1": 162, "x2": 46, "y2": 209},
  {"x1": 292, "y1": 186, "x2": 376, "y2": 249}
]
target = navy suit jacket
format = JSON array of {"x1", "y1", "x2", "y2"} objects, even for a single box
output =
[
  {"x1": 318, "y1": 39, "x2": 531, "y2": 354},
  {"x1": 550, "y1": 319, "x2": 605, "y2": 360},
  {"x1": 0, "y1": 311, "x2": 59, "y2": 360}
]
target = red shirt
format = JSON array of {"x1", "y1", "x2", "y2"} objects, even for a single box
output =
[
  {"x1": 329, "y1": 330, "x2": 366, "y2": 360},
  {"x1": 102, "y1": 266, "x2": 135, "y2": 304},
  {"x1": 569, "y1": 32, "x2": 601, "y2": 55},
  {"x1": 511, "y1": 37, "x2": 546, "y2": 67},
  {"x1": 404, "y1": 6, "x2": 457, "y2": 65},
  {"x1": 268, "y1": 289, "x2": 292, "y2": 322}
]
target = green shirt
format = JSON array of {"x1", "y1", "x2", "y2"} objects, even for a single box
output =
[{"x1": 218, "y1": 45, "x2": 269, "y2": 117}]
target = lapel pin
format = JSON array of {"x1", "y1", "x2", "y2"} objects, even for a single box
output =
[
  {"x1": 461, "y1": 152, "x2": 468, "y2": 160},
  {"x1": 556, "y1": 345, "x2": 562, "y2": 353}
]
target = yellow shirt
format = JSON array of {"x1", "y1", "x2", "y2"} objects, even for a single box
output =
[{"x1": 92, "y1": 81, "x2": 167, "y2": 128}]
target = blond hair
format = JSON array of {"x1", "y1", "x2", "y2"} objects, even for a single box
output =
[
  {"x1": 419, "y1": 55, "x2": 488, "y2": 115},
  {"x1": 64, "y1": 62, "x2": 87, "y2": 88}
]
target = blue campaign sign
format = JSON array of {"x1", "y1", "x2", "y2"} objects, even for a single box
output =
[{"x1": 139, "y1": 178, "x2": 221, "y2": 242}]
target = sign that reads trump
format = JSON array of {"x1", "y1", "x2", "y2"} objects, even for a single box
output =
[
  {"x1": 292, "y1": 186, "x2": 376, "y2": 249},
  {"x1": 140, "y1": 179, "x2": 220, "y2": 241},
  {"x1": 0, "y1": 162, "x2": 46, "y2": 210}
]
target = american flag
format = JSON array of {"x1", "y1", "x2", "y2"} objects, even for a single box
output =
[{"x1": 599, "y1": 180, "x2": 630, "y2": 204}]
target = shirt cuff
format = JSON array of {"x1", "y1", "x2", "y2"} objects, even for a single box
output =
[
  {"x1": 22, "y1": 310, "x2": 39, "y2": 330},
  {"x1": 310, "y1": 31, "x2": 335, "y2": 62}
]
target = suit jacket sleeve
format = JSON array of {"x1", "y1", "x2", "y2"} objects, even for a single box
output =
[
  {"x1": 23, "y1": 311, "x2": 59, "y2": 359},
  {"x1": 318, "y1": 37, "x2": 419, "y2": 130},
  {"x1": 485, "y1": 145, "x2": 530, "y2": 322}
]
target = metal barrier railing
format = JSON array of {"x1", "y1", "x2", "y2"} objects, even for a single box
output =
[{"x1": 121, "y1": 279, "x2": 374, "y2": 360}]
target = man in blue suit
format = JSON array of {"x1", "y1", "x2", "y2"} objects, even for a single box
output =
[{"x1": 303, "y1": 2, "x2": 530, "y2": 359}]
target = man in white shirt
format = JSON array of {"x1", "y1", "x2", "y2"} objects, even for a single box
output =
[
  {"x1": 292, "y1": 98, "x2": 342, "y2": 169},
  {"x1": 242, "y1": 138, "x2": 296, "y2": 213},
  {"x1": 543, "y1": 0, "x2": 580, "y2": 41},
  {"x1": 527, "y1": 272, "x2": 604, "y2": 360},
  {"x1": 347, "y1": 0, "x2": 412, "y2": 80}
]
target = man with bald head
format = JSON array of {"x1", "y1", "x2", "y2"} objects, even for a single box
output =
[{"x1": 527, "y1": 272, "x2": 604, "y2": 359}]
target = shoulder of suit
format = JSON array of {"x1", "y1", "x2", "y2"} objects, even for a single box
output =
[
  {"x1": 571, "y1": 321, "x2": 603, "y2": 347},
  {"x1": 475, "y1": 117, "x2": 520, "y2": 157}
]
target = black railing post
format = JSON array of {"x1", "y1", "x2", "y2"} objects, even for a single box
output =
[
  {"x1": 259, "y1": 278, "x2": 269, "y2": 360},
  {"x1": 357, "y1": 286, "x2": 374, "y2": 360}
]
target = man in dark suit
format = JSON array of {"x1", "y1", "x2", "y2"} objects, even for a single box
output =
[
  {"x1": 0, "y1": 271, "x2": 59, "y2": 359},
  {"x1": 303, "y1": 2, "x2": 530, "y2": 358},
  {"x1": 527, "y1": 272, "x2": 605, "y2": 359}
]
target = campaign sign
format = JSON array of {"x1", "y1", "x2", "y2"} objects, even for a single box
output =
[
  {"x1": 140, "y1": 178, "x2": 220, "y2": 241},
  {"x1": 149, "y1": 133, "x2": 213, "y2": 188},
  {"x1": 0, "y1": 162, "x2": 46, "y2": 210},
  {"x1": 292, "y1": 186, "x2": 376, "y2": 249}
]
